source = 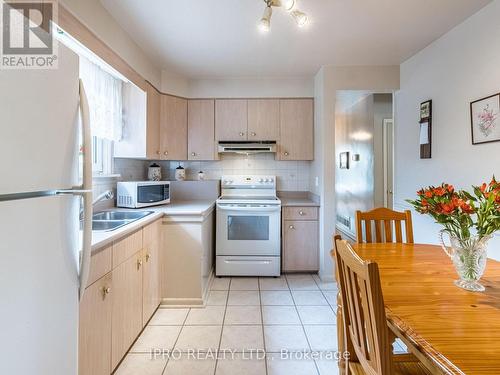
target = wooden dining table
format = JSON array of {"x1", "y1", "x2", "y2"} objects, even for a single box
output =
[{"x1": 345, "y1": 243, "x2": 500, "y2": 375}]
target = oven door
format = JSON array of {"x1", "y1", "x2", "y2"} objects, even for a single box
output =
[
  {"x1": 216, "y1": 204, "x2": 281, "y2": 256},
  {"x1": 136, "y1": 183, "x2": 170, "y2": 207}
]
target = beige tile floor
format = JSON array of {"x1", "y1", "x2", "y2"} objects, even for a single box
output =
[{"x1": 115, "y1": 274, "x2": 341, "y2": 375}]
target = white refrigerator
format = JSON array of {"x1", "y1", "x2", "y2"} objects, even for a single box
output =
[{"x1": 0, "y1": 44, "x2": 93, "y2": 375}]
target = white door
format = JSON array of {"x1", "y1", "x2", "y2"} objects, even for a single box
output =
[
  {"x1": 0, "y1": 44, "x2": 80, "y2": 194},
  {"x1": 216, "y1": 205, "x2": 281, "y2": 256},
  {"x1": 0, "y1": 195, "x2": 80, "y2": 375},
  {"x1": 383, "y1": 119, "x2": 394, "y2": 209}
]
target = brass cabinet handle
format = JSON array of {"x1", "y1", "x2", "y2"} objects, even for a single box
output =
[
  {"x1": 289, "y1": 225, "x2": 295, "y2": 230},
  {"x1": 164, "y1": 151, "x2": 168, "y2": 156},
  {"x1": 156, "y1": 151, "x2": 161, "y2": 155},
  {"x1": 191, "y1": 152, "x2": 196, "y2": 156},
  {"x1": 239, "y1": 132, "x2": 245, "y2": 137},
  {"x1": 137, "y1": 259, "x2": 143, "y2": 269},
  {"x1": 102, "y1": 286, "x2": 111, "y2": 299},
  {"x1": 146, "y1": 253, "x2": 151, "y2": 262},
  {"x1": 250, "y1": 132, "x2": 256, "y2": 136},
  {"x1": 284, "y1": 152, "x2": 289, "y2": 156},
  {"x1": 299, "y1": 211, "x2": 305, "y2": 216}
]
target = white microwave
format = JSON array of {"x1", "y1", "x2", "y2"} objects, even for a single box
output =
[{"x1": 117, "y1": 181, "x2": 170, "y2": 208}]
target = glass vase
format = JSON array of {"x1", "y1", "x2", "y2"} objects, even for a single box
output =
[{"x1": 439, "y1": 231, "x2": 491, "y2": 292}]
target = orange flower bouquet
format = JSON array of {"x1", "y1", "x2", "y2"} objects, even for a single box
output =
[{"x1": 407, "y1": 177, "x2": 500, "y2": 291}]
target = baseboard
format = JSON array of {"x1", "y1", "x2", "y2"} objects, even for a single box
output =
[
  {"x1": 160, "y1": 297, "x2": 204, "y2": 308},
  {"x1": 317, "y1": 271, "x2": 335, "y2": 282}
]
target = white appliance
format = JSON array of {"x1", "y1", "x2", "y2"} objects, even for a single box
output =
[
  {"x1": 217, "y1": 141, "x2": 277, "y2": 154},
  {"x1": 216, "y1": 175, "x2": 281, "y2": 276},
  {"x1": 117, "y1": 181, "x2": 170, "y2": 208},
  {"x1": 0, "y1": 44, "x2": 92, "y2": 375}
]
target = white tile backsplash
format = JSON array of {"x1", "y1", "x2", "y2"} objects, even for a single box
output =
[{"x1": 165, "y1": 154, "x2": 311, "y2": 191}]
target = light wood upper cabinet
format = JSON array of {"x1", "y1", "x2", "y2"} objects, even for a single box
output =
[
  {"x1": 215, "y1": 99, "x2": 248, "y2": 141},
  {"x1": 160, "y1": 95, "x2": 188, "y2": 160},
  {"x1": 79, "y1": 273, "x2": 113, "y2": 375},
  {"x1": 142, "y1": 220, "x2": 161, "y2": 325},
  {"x1": 145, "y1": 82, "x2": 161, "y2": 159},
  {"x1": 278, "y1": 99, "x2": 314, "y2": 160},
  {"x1": 248, "y1": 99, "x2": 280, "y2": 141},
  {"x1": 111, "y1": 251, "x2": 143, "y2": 370},
  {"x1": 188, "y1": 99, "x2": 215, "y2": 160}
]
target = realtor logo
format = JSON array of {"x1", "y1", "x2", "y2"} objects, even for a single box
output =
[{"x1": 1, "y1": 0, "x2": 58, "y2": 69}]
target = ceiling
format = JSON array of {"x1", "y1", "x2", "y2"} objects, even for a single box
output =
[{"x1": 100, "y1": 0, "x2": 491, "y2": 78}]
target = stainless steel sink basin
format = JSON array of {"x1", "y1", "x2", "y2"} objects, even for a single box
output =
[
  {"x1": 82, "y1": 210, "x2": 154, "y2": 232},
  {"x1": 93, "y1": 211, "x2": 153, "y2": 221},
  {"x1": 92, "y1": 220, "x2": 129, "y2": 231}
]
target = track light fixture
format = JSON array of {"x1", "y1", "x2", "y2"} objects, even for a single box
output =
[{"x1": 257, "y1": 0, "x2": 309, "y2": 32}]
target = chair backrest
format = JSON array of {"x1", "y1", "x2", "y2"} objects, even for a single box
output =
[
  {"x1": 355, "y1": 208, "x2": 414, "y2": 244},
  {"x1": 335, "y1": 239, "x2": 393, "y2": 375}
]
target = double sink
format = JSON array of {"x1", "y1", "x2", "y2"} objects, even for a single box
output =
[{"x1": 89, "y1": 210, "x2": 154, "y2": 231}]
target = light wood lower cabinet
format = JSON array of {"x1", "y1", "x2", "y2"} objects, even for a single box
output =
[
  {"x1": 111, "y1": 251, "x2": 144, "y2": 370},
  {"x1": 282, "y1": 206, "x2": 319, "y2": 272},
  {"x1": 79, "y1": 273, "x2": 113, "y2": 375},
  {"x1": 142, "y1": 220, "x2": 161, "y2": 325},
  {"x1": 80, "y1": 218, "x2": 163, "y2": 374}
]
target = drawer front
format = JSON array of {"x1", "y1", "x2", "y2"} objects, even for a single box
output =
[
  {"x1": 112, "y1": 229, "x2": 143, "y2": 267},
  {"x1": 87, "y1": 245, "x2": 112, "y2": 288},
  {"x1": 283, "y1": 206, "x2": 318, "y2": 221}
]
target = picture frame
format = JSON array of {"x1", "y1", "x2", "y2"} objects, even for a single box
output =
[
  {"x1": 470, "y1": 93, "x2": 500, "y2": 145},
  {"x1": 420, "y1": 100, "x2": 431, "y2": 121},
  {"x1": 339, "y1": 152, "x2": 349, "y2": 169},
  {"x1": 419, "y1": 100, "x2": 432, "y2": 159}
]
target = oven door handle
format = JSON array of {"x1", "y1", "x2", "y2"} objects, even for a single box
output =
[{"x1": 217, "y1": 205, "x2": 281, "y2": 212}]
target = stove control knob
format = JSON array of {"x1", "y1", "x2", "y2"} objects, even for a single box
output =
[
  {"x1": 259, "y1": 178, "x2": 264, "y2": 183},
  {"x1": 265, "y1": 178, "x2": 270, "y2": 183},
  {"x1": 269, "y1": 178, "x2": 274, "y2": 183}
]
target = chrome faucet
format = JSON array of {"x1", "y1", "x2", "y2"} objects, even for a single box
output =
[
  {"x1": 80, "y1": 190, "x2": 114, "y2": 221},
  {"x1": 93, "y1": 190, "x2": 114, "y2": 206}
]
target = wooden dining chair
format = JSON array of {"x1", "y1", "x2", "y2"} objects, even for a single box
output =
[
  {"x1": 334, "y1": 239, "x2": 429, "y2": 375},
  {"x1": 355, "y1": 208, "x2": 414, "y2": 244},
  {"x1": 331, "y1": 235, "x2": 347, "y2": 374}
]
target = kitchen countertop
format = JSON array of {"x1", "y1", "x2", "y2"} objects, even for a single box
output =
[
  {"x1": 280, "y1": 197, "x2": 320, "y2": 207},
  {"x1": 91, "y1": 200, "x2": 215, "y2": 252}
]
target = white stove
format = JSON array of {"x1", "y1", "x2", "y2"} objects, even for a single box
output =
[{"x1": 216, "y1": 175, "x2": 281, "y2": 277}]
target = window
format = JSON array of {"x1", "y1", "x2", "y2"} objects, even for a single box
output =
[{"x1": 56, "y1": 27, "x2": 127, "y2": 176}]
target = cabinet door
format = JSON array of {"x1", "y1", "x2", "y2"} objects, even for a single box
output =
[
  {"x1": 146, "y1": 82, "x2": 161, "y2": 159},
  {"x1": 79, "y1": 274, "x2": 113, "y2": 375},
  {"x1": 111, "y1": 252, "x2": 143, "y2": 370},
  {"x1": 188, "y1": 99, "x2": 215, "y2": 160},
  {"x1": 160, "y1": 95, "x2": 188, "y2": 160},
  {"x1": 142, "y1": 220, "x2": 161, "y2": 325},
  {"x1": 279, "y1": 99, "x2": 314, "y2": 160},
  {"x1": 248, "y1": 99, "x2": 279, "y2": 141},
  {"x1": 283, "y1": 221, "x2": 319, "y2": 272},
  {"x1": 215, "y1": 99, "x2": 248, "y2": 141}
]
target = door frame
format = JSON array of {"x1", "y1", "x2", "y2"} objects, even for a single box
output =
[{"x1": 382, "y1": 118, "x2": 394, "y2": 208}]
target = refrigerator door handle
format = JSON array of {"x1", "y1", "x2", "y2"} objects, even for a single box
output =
[{"x1": 78, "y1": 79, "x2": 93, "y2": 300}]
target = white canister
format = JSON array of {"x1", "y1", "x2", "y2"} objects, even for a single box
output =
[
  {"x1": 175, "y1": 166, "x2": 186, "y2": 181},
  {"x1": 148, "y1": 163, "x2": 162, "y2": 181},
  {"x1": 198, "y1": 171, "x2": 205, "y2": 181}
]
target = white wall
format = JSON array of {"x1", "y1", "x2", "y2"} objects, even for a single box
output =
[
  {"x1": 394, "y1": 0, "x2": 500, "y2": 258},
  {"x1": 187, "y1": 77, "x2": 314, "y2": 98},
  {"x1": 61, "y1": 0, "x2": 161, "y2": 88},
  {"x1": 313, "y1": 66, "x2": 400, "y2": 281}
]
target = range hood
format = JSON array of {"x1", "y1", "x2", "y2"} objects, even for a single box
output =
[{"x1": 218, "y1": 141, "x2": 277, "y2": 154}]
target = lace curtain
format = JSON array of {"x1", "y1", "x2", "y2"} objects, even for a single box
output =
[{"x1": 79, "y1": 56, "x2": 123, "y2": 141}]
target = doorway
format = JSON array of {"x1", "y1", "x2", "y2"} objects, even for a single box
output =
[{"x1": 383, "y1": 118, "x2": 394, "y2": 208}]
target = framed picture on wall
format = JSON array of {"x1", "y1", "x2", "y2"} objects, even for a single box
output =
[
  {"x1": 419, "y1": 100, "x2": 432, "y2": 159},
  {"x1": 470, "y1": 93, "x2": 500, "y2": 145},
  {"x1": 339, "y1": 152, "x2": 349, "y2": 169}
]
